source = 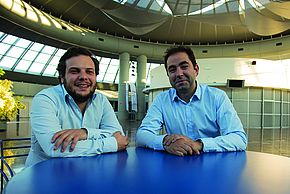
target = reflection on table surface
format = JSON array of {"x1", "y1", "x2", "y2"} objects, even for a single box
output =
[{"x1": 5, "y1": 147, "x2": 290, "y2": 194}]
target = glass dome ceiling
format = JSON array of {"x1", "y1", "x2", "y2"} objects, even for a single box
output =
[{"x1": 0, "y1": 31, "x2": 162, "y2": 85}]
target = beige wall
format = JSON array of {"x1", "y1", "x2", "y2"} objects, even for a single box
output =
[{"x1": 149, "y1": 58, "x2": 290, "y2": 90}]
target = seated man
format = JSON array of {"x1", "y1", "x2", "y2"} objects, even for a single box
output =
[
  {"x1": 136, "y1": 46, "x2": 247, "y2": 156},
  {"x1": 26, "y1": 47, "x2": 128, "y2": 167}
]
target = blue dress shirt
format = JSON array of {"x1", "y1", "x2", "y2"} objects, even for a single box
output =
[
  {"x1": 25, "y1": 84, "x2": 123, "y2": 167},
  {"x1": 136, "y1": 83, "x2": 247, "y2": 152}
]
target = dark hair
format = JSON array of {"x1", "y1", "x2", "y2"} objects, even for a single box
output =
[
  {"x1": 164, "y1": 46, "x2": 197, "y2": 70},
  {"x1": 57, "y1": 47, "x2": 99, "y2": 83}
]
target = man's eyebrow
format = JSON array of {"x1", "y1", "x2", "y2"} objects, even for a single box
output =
[{"x1": 168, "y1": 60, "x2": 188, "y2": 68}]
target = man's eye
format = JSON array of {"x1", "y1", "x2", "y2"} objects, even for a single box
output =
[
  {"x1": 87, "y1": 70, "x2": 94, "y2": 74},
  {"x1": 70, "y1": 70, "x2": 78, "y2": 74},
  {"x1": 181, "y1": 65, "x2": 188, "y2": 69}
]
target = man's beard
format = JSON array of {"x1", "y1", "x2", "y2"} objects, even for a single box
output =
[{"x1": 63, "y1": 79, "x2": 97, "y2": 103}]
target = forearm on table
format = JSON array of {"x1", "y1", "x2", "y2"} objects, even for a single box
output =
[
  {"x1": 36, "y1": 133, "x2": 118, "y2": 157},
  {"x1": 136, "y1": 129, "x2": 166, "y2": 150},
  {"x1": 200, "y1": 132, "x2": 247, "y2": 152}
]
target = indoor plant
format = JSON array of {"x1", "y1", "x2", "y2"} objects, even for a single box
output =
[{"x1": 0, "y1": 69, "x2": 25, "y2": 121}]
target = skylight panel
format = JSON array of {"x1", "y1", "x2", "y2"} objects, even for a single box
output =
[
  {"x1": 137, "y1": 1, "x2": 150, "y2": 8},
  {"x1": 55, "y1": 49, "x2": 66, "y2": 57},
  {"x1": 158, "y1": 0, "x2": 172, "y2": 15},
  {"x1": 0, "y1": 56, "x2": 18, "y2": 68},
  {"x1": 99, "y1": 57, "x2": 111, "y2": 65},
  {"x1": 14, "y1": 60, "x2": 32, "y2": 71},
  {"x1": 107, "y1": 65, "x2": 119, "y2": 73},
  {"x1": 30, "y1": 42, "x2": 44, "y2": 51},
  {"x1": 42, "y1": 65, "x2": 57, "y2": 76},
  {"x1": 103, "y1": 73, "x2": 116, "y2": 83},
  {"x1": 0, "y1": 43, "x2": 11, "y2": 55},
  {"x1": 110, "y1": 59, "x2": 119, "y2": 66},
  {"x1": 14, "y1": 38, "x2": 32, "y2": 48},
  {"x1": 42, "y1": 45, "x2": 56, "y2": 54},
  {"x1": 22, "y1": 50, "x2": 38, "y2": 60},
  {"x1": 2, "y1": 35, "x2": 18, "y2": 44},
  {"x1": 28, "y1": 62, "x2": 45, "y2": 73},
  {"x1": 99, "y1": 64, "x2": 108, "y2": 73},
  {"x1": 49, "y1": 56, "x2": 61, "y2": 65},
  {"x1": 97, "y1": 72, "x2": 105, "y2": 81},
  {"x1": 6, "y1": 47, "x2": 25, "y2": 58},
  {"x1": 150, "y1": 1, "x2": 163, "y2": 11},
  {"x1": 34, "y1": 53, "x2": 50, "y2": 63}
]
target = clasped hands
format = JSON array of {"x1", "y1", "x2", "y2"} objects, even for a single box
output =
[
  {"x1": 163, "y1": 134, "x2": 203, "y2": 156},
  {"x1": 51, "y1": 129, "x2": 128, "y2": 152}
]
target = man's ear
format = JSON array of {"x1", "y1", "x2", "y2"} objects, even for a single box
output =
[
  {"x1": 194, "y1": 64, "x2": 199, "y2": 76},
  {"x1": 60, "y1": 77, "x2": 64, "y2": 84}
]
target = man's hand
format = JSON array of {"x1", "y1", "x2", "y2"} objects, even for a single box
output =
[
  {"x1": 163, "y1": 135, "x2": 203, "y2": 156},
  {"x1": 113, "y1": 131, "x2": 129, "y2": 151},
  {"x1": 163, "y1": 134, "x2": 184, "y2": 146},
  {"x1": 51, "y1": 128, "x2": 87, "y2": 152}
]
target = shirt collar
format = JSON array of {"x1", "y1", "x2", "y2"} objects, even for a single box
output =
[{"x1": 171, "y1": 80, "x2": 201, "y2": 102}]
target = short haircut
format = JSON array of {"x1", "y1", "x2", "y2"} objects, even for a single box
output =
[
  {"x1": 57, "y1": 47, "x2": 99, "y2": 83},
  {"x1": 164, "y1": 46, "x2": 197, "y2": 70}
]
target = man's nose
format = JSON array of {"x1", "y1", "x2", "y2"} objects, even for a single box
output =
[
  {"x1": 176, "y1": 67, "x2": 184, "y2": 76},
  {"x1": 79, "y1": 71, "x2": 88, "y2": 80}
]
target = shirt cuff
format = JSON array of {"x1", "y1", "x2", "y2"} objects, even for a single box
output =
[
  {"x1": 152, "y1": 134, "x2": 168, "y2": 150},
  {"x1": 102, "y1": 136, "x2": 118, "y2": 153},
  {"x1": 199, "y1": 137, "x2": 216, "y2": 152},
  {"x1": 85, "y1": 127, "x2": 101, "y2": 140}
]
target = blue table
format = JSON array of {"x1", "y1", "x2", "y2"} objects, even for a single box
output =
[{"x1": 5, "y1": 147, "x2": 290, "y2": 194}]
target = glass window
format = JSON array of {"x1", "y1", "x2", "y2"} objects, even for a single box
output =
[
  {"x1": 55, "y1": 49, "x2": 66, "y2": 56},
  {"x1": 50, "y1": 56, "x2": 61, "y2": 65},
  {"x1": 6, "y1": 47, "x2": 25, "y2": 58},
  {"x1": 42, "y1": 45, "x2": 56, "y2": 54},
  {"x1": 0, "y1": 56, "x2": 18, "y2": 68},
  {"x1": 110, "y1": 59, "x2": 119, "y2": 66},
  {"x1": 215, "y1": 4, "x2": 228, "y2": 14},
  {"x1": 14, "y1": 60, "x2": 32, "y2": 71},
  {"x1": 137, "y1": 0, "x2": 150, "y2": 8},
  {"x1": 0, "y1": 43, "x2": 11, "y2": 55},
  {"x1": 150, "y1": 1, "x2": 162, "y2": 11},
  {"x1": 15, "y1": 38, "x2": 32, "y2": 48},
  {"x1": 97, "y1": 72, "x2": 105, "y2": 81},
  {"x1": 2, "y1": 35, "x2": 18, "y2": 44},
  {"x1": 43, "y1": 65, "x2": 57, "y2": 76},
  {"x1": 126, "y1": 0, "x2": 135, "y2": 4},
  {"x1": 99, "y1": 57, "x2": 111, "y2": 65},
  {"x1": 227, "y1": 1, "x2": 239, "y2": 12},
  {"x1": 150, "y1": 63, "x2": 161, "y2": 69},
  {"x1": 23, "y1": 50, "x2": 38, "y2": 60},
  {"x1": 96, "y1": 56, "x2": 101, "y2": 61},
  {"x1": 115, "y1": 73, "x2": 119, "y2": 83},
  {"x1": 28, "y1": 62, "x2": 45, "y2": 73},
  {"x1": 129, "y1": 73, "x2": 137, "y2": 83},
  {"x1": 99, "y1": 64, "x2": 108, "y2": 73},
  {"x1": 103, "y1": 73, "x2": 116, "y2": 83},
  {"x1": 35, "y1": 53, "x2": 51, "y2": 63},
  {"x1": 107, "y1": 65, "x2": 119, "y2": 73},
  {"x1": 30, "y1": 42, "x2": 44, "y2": 51}
]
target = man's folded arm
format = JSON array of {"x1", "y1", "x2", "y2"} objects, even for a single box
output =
[
  {"x1": 31, "y1": 94, "x2": 119, "y2": 158},
  {"x1": 35, "y1": 132, "x2": 118, "y2": 157},
  {"x1": 136, "y1": 98, "x2": 166, "y2": 150}
]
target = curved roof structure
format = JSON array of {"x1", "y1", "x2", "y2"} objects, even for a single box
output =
[
  {"x1": 21, "y1": 0, "x2": 290, "y2": 44},
  {"x1": 0, "y1": 0, "x2": 290, "y2": 85}
]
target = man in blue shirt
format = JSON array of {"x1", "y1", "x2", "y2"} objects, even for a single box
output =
[
  {"x1": 136, "y1": 46, "x2": 247, "y2": 156},
  {"x1": 26, "y1": 47, "x2": 128, "y2": 167}
]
